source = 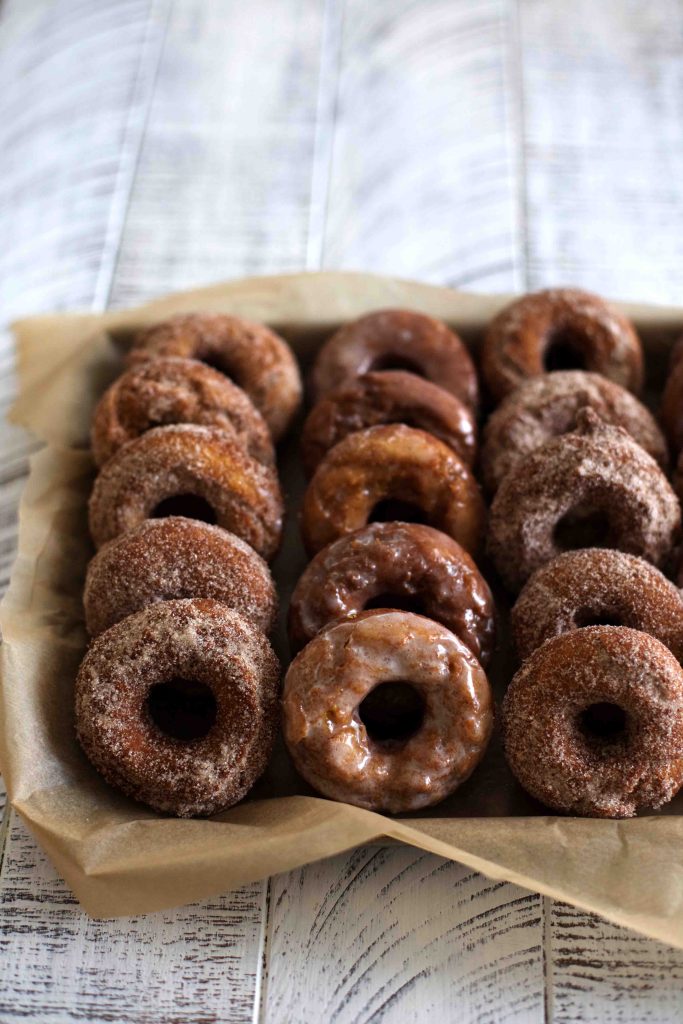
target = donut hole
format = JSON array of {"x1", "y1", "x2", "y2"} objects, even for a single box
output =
[
  {"x1": 544, "y1": 327, "x2": 587, "y2": 372},
  {"x1": 553, "y1": 507, "x2": 611, "y2": 550},
  {"x1": 574, "y1": 607, "x2": 625, "y2": 629},
  {"x1": 151, "y1": 493, "x2": 217, "y2": 524},
  {"x1": 359, "y1": 682, "x2": 425, "y2": 744},
  {"x1": 579, "y1": 702, "x2": 628, "y2": 742},
  {"x1": 364, "y1": 592, "x2": 427, "y2": 615},
  {"x1": 147, "y1": 678, "x2": 217, "y2": 741},
  {"x1": 369, "y1": 498, "x2": 429, "y2": 525},
  {"x1": 369, "y1": 353, "x2": 424, "y2": 375}
]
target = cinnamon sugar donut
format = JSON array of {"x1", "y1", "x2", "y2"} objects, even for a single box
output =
[
  {"x1": 512, "y1": 549, "x2": 683, "y2": 663},
  {"x1": 487, "y1": 410, "x2": 680, "y2": 592},
  {"x1": 84, "y1": 517, "x2": 277, "y2": 637},
  {"x1": 503, "y1": 626, "x2": 683, "y2": 817},
  {"x1": 282, "y1": 610, "x2": 493, "y2": 812},
  {"x1": 481, "y1": 288, "x2": 643, "y2": 401},
  {"x1": 91, "y1": 356, "x2": 274, "y2": 467},
  {"x1": 300, "y1": 424, "x2": 486, "y2": 557},
  {"x1": 88, "y1": 424, "x2": 284, "y2": 559},
  {"x1": 481, "y1": 370, "x2": 667, "y2": 493},
  {"x1": 75, "y1": 598, "x2": 280, "y2": 817},
  {"x1": 301, "y1": 370, "x2": 477, "y2": 476},
  {"x1": 127, "y1": 313, "x2": 302, "y2": 440},
  {"x1": 310, "y1": 309, "x2": 479, "y2": 409},
  {"x1": 289, "y1": 522, "x2": 495, "y2": 665},
  {"x1": 660, "y1": 337, "x2": 683, "y2": 453}
]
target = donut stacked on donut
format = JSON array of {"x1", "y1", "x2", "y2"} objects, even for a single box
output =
[
  {"x1": 284, "y1": 310, "x2": 495, "y2": 812},
  {"x1": 75, "y1": 312, "x2": 304, "y2": 816}
]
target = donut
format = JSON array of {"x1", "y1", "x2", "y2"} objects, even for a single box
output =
[
  {"x1": 481, "y1": 288, "x2": 643, "y2": 401},
  {"x1": 75, "y1": 598, "x2": 280, "y2": 817},
  {"x1": 88, "y1": 423, "x2": 284, "y2": 559},
  {"x1": 288, "y1": 522, "x2": 495, "y2": 665},
  {"x1": 512, "y1": 549, "x2": 683, "y2": 663},
  {"x1": 84, "y1": 517, "x2": 277, "y2": 637},
  {"x1": 300, "y1": 424, "x2": 486, "y2": 557},
  {"x1": 91, "y1": 356, "x2": 274, "y2": 467},
  {"x1": 310, "y1": 309, "x2": 479, "y2": 409},
  {"x1": 660, "y1": 337, "x2": 683, "y2": 454},
  {"x1": 502, "y1": 626, "x2": 683, "y2": 817},
  {"x1": 301, "y1": 370, "x2": 477, "y2": 477},
  {"x1": 127, "y1": 313, "x2": 302, "y2": 440},
  {"x1": 487, "y1": 409, "x2": 680, "y2": 592},
  {"x1": 282, "y1": 610, "x2": 493, "y2": 812},
  {"x1": 481, "y1": 370, "x2": 667, "y2": 494}
]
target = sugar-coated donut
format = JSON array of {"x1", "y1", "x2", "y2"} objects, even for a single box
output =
[
  {"x1": 310, "y1": 309, "x2": 479, "y2": 409},
  {"x1": 84, "y1": 517, "x2": 277, "y2": 637},
  {"x1": 289, "y1": 522, "x2": 495, "y2": 665},
  {"x1": 300, "y1": 424, "x2": 485, "y2": 557},
  {"x1": 282, "y1": 610, "x2": 493, "y2": 813},
  {"x1": 488, "y1": 410, "x2": 680, "y2": 592},
  {"x1": 512, "y1": 549, "x2": 683, "y2": 663},
  {"x1": 91, "y1": 356, "x2": 274, "y2": 467},
  {"x1": 481, "y1": 370, "x2": 667, "y2": 493},
  {"x1": 661, "y1": 338, "x2": 683, "y2": 454},
  {"x1": 88, "y1": 424, "x2": 284, "y2": 559},
  {"x1": 301, "y1": 370, "x2": 477, "y2": 476},
  {"x1": 503, "y1": 626, "x2": 683, "y2": 817},
  {"x1": 127, "y1": 313, "x2": 302, "y2": 440},
  {"x1": 75, "y1": 599, "x2": 281, "y2": 817},
  {"x1": 481, "y1": 288, "x2": 643, "y2": 401}
]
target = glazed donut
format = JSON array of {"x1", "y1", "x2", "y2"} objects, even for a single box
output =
[
  {"x1": 88, "y1": 424, "x2": 284, "y2": 559},
  {"x1": 75, "y1": 598, "x2": 280, "y2": 817},
  {"x1": 481, "y1": 370, "x2": 667, "y2": 494},
  {"x1": 301, "y1": 370, "x2": 477, "y2": 476},
  {"x1": 282, "y1": 610, "x2": 493, "y2": 812},
  {"x1": 91, "y1": 356, "x2": 274, "y2": 467},
  {"x1": 660, "y1": 338, "x2": 683, "y2": 453},
  {"x1": 487, "y1": 410, "x2": 680, "y2": 591},
  {"x1": 310, "y1": 309, "x2": 479, "y2": 409},
  {"x1": 481, "y1": 288, "x2": 643, "y2": 401},
  {"x1": 512, "y1": 549, "x2": 683, "y2": 663},
  {"x1": 84, "y1": 517, "x2": 277, "y2": 637},
  {"x1": 300, "y1": 424, "x2": 486, "y2": 557},
  {"x1": 127, "y1": 313, "x2": 302, "y2": 440},
  {"x1": 503, "y1": 626, "x2": 683, "y2": 817},
  {"x1": 288, "y1": 522, "x2": 495, "y2": 665}
]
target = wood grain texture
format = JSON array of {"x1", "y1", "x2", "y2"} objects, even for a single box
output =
[{"x1": 264, "y1": 847, "x2": 544, "y2": 1023}]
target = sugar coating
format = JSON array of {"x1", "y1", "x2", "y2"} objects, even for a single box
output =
[
  {"x1": 75, "y1": 598, "x2": 281, "y2": 817},
  {"x1": 502, "y1": 626, "x2": 683, "y2": 817}
]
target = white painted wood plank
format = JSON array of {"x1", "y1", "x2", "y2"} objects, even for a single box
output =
[
  {"x1": 264, "y1": 847, "x2": 544, "y2": 1024},
  {"x1": 0, "y1": 816, "x2": 266, "y2": 1024},
  {"x1": 519, "y1": 0, "x2": 683, "y2": 302}
]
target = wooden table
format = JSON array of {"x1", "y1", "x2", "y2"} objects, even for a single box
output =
[{"x1": 2, "y1": 2, "x2": 683, "y2": 1020}]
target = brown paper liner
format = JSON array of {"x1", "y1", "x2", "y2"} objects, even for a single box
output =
[{"x1": 3, "y1": 271, "x2": 683, "y2": 941}]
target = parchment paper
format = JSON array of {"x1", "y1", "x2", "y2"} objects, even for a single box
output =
[{"x1": 3, "y1": 271, "x2": 683, "y2": 944}]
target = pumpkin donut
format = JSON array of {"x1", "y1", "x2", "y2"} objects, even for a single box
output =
[
  {"x1": 481, "y1": 288, "x2": 643, "y2": 401},
  {"x1": 310, "y1": 309, "x2": 479, "y2": 409},
  {"x1": 288, "y1": 521, "x2": 495, "y2": 664},
  {"x1": 282, "y1": 610, "x2": 493, "y2": 813},
  {"x1": 487, "y1": 410, "x2": 680, "y2": 592},
  {"x1": 127, "y1": 313, "x2": 302, "y2": 440},
  {"x1": 75, "y1": 598, "x2": 280, "y2": 817},
  {"x1": 301, "y1": 370, "x2": 477, "y2": 476},
  {"x1": 88, "y1": 424, "x2": 284, "y2": 559},
  {"x1": 91, "y1": 356, "x2": 274, "y2": 467},
  {"x1": 660, "y1": 337, "x2": 683, "y2": 454},
  {"x1": 512, "y1": 549, "x2": 683, "y2": 663},
  {"x1": 84, "y1": 517, "x2": 277, "y2": 637},
  {"x1": 503, "y1": 626, "x2": 683, "y2": 817},
  {"x1": 300, "y1": 424, "x2": 486, "y2": 557},
  {"x1": 481, "y1": 370, "x2": 667, "y2": 493}
]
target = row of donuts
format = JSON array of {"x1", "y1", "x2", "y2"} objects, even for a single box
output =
[
  {"x1": 75, "y1": 314, "x2": 305, "y2": 816},
  {"x1": 281, "y1": 310, "x2": 498, "y2": 812}
]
